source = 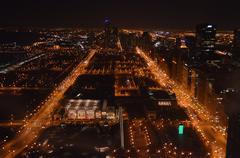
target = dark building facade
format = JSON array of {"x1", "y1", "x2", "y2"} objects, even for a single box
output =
[
  {"x1": 185, "y1": 35, "x2": 196, "y2": 51},
  {"x1": 224, "y1": 92, "x2": 240, "y2": 158},
  {"x1": 232, "y1": 29, "x2": 240, "y2": 58},
  {"x1": 233, "y1": 29, "x2": 240, "y2": 49}
]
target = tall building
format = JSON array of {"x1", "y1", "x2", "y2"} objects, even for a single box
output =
[
  {"x1": 185, "y1": 35, "x2": 196, "y2": 51},
  {"x1": 119, "y1": 33, "x2": 137, "y2": 51},
  {"x1": 141, "y1": 31, "x2": 152, "y2": 50},
  {"x1": 196, "y1": 24, "x2": 216, "y2": 53},
  {"x1": 233, "y1": 29, "x2": 240, "y2": 49},
  {"x1": 232, "y1": 29, "x2": 240, "y2": 58},
  {"x1": 87, "y1": 31, "x2": 95, "y2": 45},
  {"x1": 224, "y1": 91, "x2": 240, "y2": 158},
  {"x1": 104, "y1": 19, "x2": 118, "y2": 48}
]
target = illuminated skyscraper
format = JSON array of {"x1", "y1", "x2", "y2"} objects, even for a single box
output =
[
  {"x1": 104, "y1": 19, "x2": 118, "y2": 48},
  {"x1": 196, "y1": 24, "x2": 216, "y2": 53}
]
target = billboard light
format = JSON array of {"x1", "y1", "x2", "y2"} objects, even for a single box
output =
[{"x1": 178, "y1": 124, "x2": 184, "y2": 135}]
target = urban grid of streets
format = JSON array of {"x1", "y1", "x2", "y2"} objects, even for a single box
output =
[
  {"x1": 136, "y1": 47, "x2": 226, "y2": 158},
  {"x1": 0, "y1": 46, "x2": 227, "y2": 158},
  {"x1": 0, "y1": 49, "x2": 96, "y2": 158}
]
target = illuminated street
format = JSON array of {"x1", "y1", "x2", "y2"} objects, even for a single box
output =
[
  {"x1": 0, "y1": 49, "x2": 96, "y2": 158},
  {"x1": 0, "y1": 2, "x2": 240, "y2": 157},
  {"x1": 136, "y1": 47, "x2": 226, "y2": 158}
]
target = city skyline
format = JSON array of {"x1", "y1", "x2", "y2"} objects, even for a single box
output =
[{"x1": 1, "y1": 1, "x2": 240, "y2": 158}]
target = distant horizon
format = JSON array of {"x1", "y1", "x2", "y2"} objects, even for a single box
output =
[
  {"x1": 0, "y1": 25, "x2": 236, "y2": 32},
  {"x1": 1, "y1": 0, "x2": 240, "y2": 31}
]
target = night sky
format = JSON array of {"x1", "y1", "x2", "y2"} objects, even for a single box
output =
[{"x1": 1, "y1": 0, "x2": 240, "y2": 30}]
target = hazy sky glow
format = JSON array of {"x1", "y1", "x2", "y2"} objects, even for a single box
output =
[{"x1": 1, "y1": 0, "x2": 240, "y2": 29}]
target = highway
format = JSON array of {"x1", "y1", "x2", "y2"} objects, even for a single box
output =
[
  {"x1": 136, "y1": 47, "x2": 226, "y2": 158},
  {"x1": 0, "y1": 120, "x2": 24, "y2": 127},
  {"x1": 0, "y1": 49, "x2": 96, "y2": 158},
  {"x1": 0, "y1": 46, "x2": 227, "y2": 157},
  {"x1": 0, "y1": 53, "x2": 45, "y2": 74}
]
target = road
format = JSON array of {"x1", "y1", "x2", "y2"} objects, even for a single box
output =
[
  {"x1": 0, "y1": 49, "x2": 96, "y2": 158},
  {"x1": 0, "y1": 53, "x2": 45, "y2": 74},
  {"x1": 136, "y1": 47, "x2": 226, "y2": 158},
  {"x1": 0, "y1": 120, "x2": 24, "y2": 127}
]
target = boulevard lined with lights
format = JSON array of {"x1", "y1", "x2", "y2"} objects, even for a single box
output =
[{"x1": 136, "y1": 47, "x2": 226, "y2": 158}]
